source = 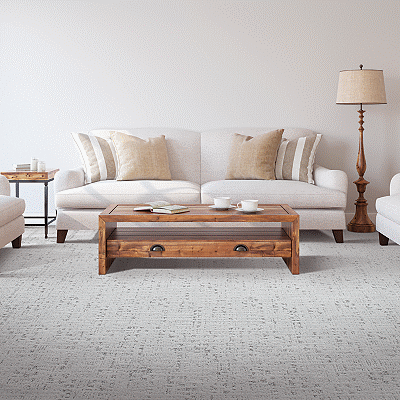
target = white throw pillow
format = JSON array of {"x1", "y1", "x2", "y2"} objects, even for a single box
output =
[{"x1": 71, "y1": 132, "x2": 117, "y2": 183}]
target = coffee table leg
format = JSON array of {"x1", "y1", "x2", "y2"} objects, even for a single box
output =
[
  {"x1": 282, "y1": 218, "x2": 299, "y2": 274},
  {"x1": 99, "y1": 219, "x2": 116, "y2": 275}
]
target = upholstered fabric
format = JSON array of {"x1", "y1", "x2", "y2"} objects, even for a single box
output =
[
  {"x1": 55, "y1": 128, "x2": 348, "y2": 236},
  {"x1": 56, "y1": 180, "x2": 200, "y2": 208},
  {"x1": 0, "y1": 175, "x2": 11, "y2": 196},
  {"x1": 376, "y1": 173, "x2": 400, "y2": 245},
  {"x1": 376, "y1": 214, "x2": 400, "y2": 245},
  {"x1": 111, "y1": 132, "x2": 172, "y2": 181},
  {"x1": 71, "y1": 132, "x2": 117, "y2": 183},
  {"x1": 0, "y1": 175, "x2": 25, "y2": 248},
  {"x1": 390, "y1": 173, "x2": 400, "y2": 196},
  {"x1": 225, "y1": 130, "x2": 283, "y2": 180},
  {"x1": 313, "y1": 165, "x2": 348, "y2": 194},
  {"x1": 201, "y1": 128, "x2": 319, "y2": 184},
  {"x1": 0, "y1": 215, "x2": 24, "y2": 248},
  {"x1": 376, "y1": 195, "x2": 400, "y2": 226},
  {"x1": 55, "y1": 167, "x2": 85, "y2": 194},
  {"x1": 275, "y1": 134, "x2": 321, "y2": 184},
  {"x1": 0, "y1": 196, "x2": 26, "y2": 227},
  {"x1": 201, "y1": 179, "x2": 346, "y2": 209},
  {"x1": 90, "y1": 128, "x2": 201, "y2": 184}
]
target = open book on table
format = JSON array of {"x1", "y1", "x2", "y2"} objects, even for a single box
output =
[{"x1": 134, "y1": 201, "x2": 189, "y2": 214}]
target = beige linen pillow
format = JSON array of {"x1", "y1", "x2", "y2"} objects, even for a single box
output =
[
  {"x1": 275, "y1": 134, "x2": 322, "y2": 184},
  {"x1": 71, "y1": 132, "x2": 117, "y2": 183},
  {"x1": 111, "y1": 131, "x2": 172, "y2": 180},
  {"x1": 225, "y1": 129, "x2": 284, "y2": 180}
]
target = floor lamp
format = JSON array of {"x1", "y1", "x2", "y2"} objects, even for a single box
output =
[{"x1": 336, "y1": 64, "x2": 387, "y2": 233}]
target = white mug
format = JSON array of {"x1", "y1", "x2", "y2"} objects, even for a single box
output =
[
  {"x1": 237, "y1": 199, "x2": 258, "y2": 212},
  {"x1": 30, "y1": 158, "x2": 38, "y2": 171},
  {"x1": 38, "y1": 161, "x2": 46, "y2": 172},
  {"x1": 214, "y1": 197, "x2": 231, "y2": 209}
]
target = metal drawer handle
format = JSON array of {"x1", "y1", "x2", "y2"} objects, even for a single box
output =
[
  {"x1": 150, "y1": 244, "x2": 165, "y2": 252},
  {"x1": 234, "y1": 244, "x2": 248, "y2": 252}
]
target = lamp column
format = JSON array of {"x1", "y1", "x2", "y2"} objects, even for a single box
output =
[{"x1": 347, "y1": 105, "x2": 375, "y2": 233}]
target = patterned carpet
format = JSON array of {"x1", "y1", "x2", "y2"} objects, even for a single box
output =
[{"x1": 0, "y1": 226, "x2": 399, "y2": 400}]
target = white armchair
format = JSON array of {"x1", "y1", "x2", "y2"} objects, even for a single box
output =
[
  {"x1": 0, "y1": 175, "x2": 25, "y2": 249},
  {"x1": 376, "y1": 173, "x2": 400, "y2": 245}
]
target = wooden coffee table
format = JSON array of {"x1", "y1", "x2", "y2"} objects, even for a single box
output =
[{"x1": 99, "y1": 204, "x2": 299, "y2": 275}]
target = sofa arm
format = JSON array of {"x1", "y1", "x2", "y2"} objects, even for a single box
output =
[
  {"x1": 390, "y1": 173, "x2": 400, "y2": 196},
  {"x1": 0, "y1": 175, "x2": 10, "y2": 196},
  {"x1": 313, "y1": 164, "x2": 348, "y2": 194},
  {"x1": 55, "y1": 167, "x2": 85, "y2": 193}
]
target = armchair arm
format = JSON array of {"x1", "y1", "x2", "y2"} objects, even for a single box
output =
[
  {"x1": 54, "y1": 167, "x2": 85, "y2": 193},
  {"x1": 313, "y1": 164, "x2": 348, "y2": 194},
  {"x1": 0, "y1": 174, "x2": 10, "y2": 196},
  {"x1": 390, "y1": 173, "x2": 400, "y2": 196}
]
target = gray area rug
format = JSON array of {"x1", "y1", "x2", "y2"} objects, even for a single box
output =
[{"x1": 0, "y1": 227, "x2": 399, "y2": 400}]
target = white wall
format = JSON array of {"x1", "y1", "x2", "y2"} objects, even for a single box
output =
[{"x1": 1, "y1": 0, "x2": 399, "y2": 220}]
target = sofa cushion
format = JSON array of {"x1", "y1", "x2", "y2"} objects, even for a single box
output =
[
  {"x1": 56, "y1": 180, "x2": 200, "y2": 208},
  {"x1": 201, "y1": 128, "x2": 320, "y2": 184},
  {"x1": 71, "y1": 132, "x2": 117, "y2": 183},
  {"x1": 111, "y1": 132, "x2": 172, "y2": 181},
  {"x1": 275, "y1": 134, "x2": 322, "y2": 184},
  {"x1": 201, "y1": 179, "x2": 346, "y2": 209},
  {"x1": 0, "y1": 196, "x2": 26, "y2": 227},
  {"x1": 376, "y1": 195, "x2": 400, "y2": 225},
  {"x1": 225, "y1": 130, "x2": 283, "y2": 180}
]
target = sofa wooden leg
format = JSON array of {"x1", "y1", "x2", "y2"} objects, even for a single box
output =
[
  {"x1": 57, "y1": 229, "x2": 68, "y2": 243},
  {"x1": 332, "y1": 229, "x2": 344, "y2": 243},
  {"x1": 379, "y1": 232, "x2": 389, "y2": 246},
  {"x1": 11, "y1": 235, "x2": 22, "y2": 248}
]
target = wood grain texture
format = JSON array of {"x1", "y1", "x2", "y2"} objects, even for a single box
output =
[
  {"x1": 98, "y1": 204, "x2": 300, "y2": 275},
  {"x1": 1, "y1": 169, "x2": 59, "y2": 181}
]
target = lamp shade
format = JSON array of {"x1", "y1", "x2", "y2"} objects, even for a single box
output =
[{"x1": 336, "y1": 69, "x2": 387, "y2": 105}]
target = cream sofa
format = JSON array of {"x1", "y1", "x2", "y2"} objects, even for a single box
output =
[
  {"x1": 55, "y1": 128, "x2": 348, "y2": 243},
  {"x1": 0, "y1": 175, "x2": 25, "y2": 249},
  {"x1": 376, "y1": 173, "x2": 400, "y2": 245}
]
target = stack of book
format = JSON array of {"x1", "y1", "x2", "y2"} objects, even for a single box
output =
[
  {"x1": 13, "y1": 163, "x2": 31, "y2": 171},
  {"x1": 134, "y1": 201, "x2": 190, "y2": 214}
]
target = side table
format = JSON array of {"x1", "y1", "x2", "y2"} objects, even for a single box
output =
[{"x1": 1, "y1": 169, "x2": 59, "y2": 238}]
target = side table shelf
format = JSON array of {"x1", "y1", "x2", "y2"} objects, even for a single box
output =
[{"x1": 1, "y1": 170, "x2": 59, "y2": 238}]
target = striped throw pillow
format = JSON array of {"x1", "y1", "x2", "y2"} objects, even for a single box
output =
[
  {"x1": 275, "y1": 134, "x2": 322, "y2": 184},
  {"x1": 71, "y1": 132, "x2": 117, "y2": 183}
]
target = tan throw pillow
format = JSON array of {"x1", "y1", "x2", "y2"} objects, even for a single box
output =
[
  {"x1": 225, "y1": 130, "x2": 284, "y2": 180},
  {"x1": 71, "y1": 132, "x2": 117, "y2": 183},
  {"x1": 275, "y1": 134, "x2": 322, "y2": 184},
  {"x1": 111, "y1": 131, "x2": 172, "y2": 180}
]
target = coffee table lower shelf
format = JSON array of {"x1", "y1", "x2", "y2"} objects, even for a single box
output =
[{"x1": 99, "y1": 227, "x2": 299, "y2": 275}]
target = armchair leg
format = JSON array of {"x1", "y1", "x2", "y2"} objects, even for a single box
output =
[
  {"x1": 57, "y1": 229, "x2": 68, "y2": 243},
  {"x1": 11, "y1": 235, "x2": 22, "y2": 248},
  {"x1": 332, "y1": 229, "x2": 344, "y2": 243},
  {"x1": 379, "y1": 232, "x2": 389, "y2": 246}
]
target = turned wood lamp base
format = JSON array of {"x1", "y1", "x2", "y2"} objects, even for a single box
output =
[
  {"x1": 347, "y1": 104, "x2": 375, "y2": 234},
  {"x1": 347, "y1": 177, "x2": 375, "y2": 233}
]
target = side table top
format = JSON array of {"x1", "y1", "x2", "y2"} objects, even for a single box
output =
[{"x1": 1, "y1": 169, "x2": 59, "y2": 181}]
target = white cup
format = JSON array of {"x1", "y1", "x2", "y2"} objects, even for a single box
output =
[
  {"x1": 237, "y1": 199, "x2": 258, "y2": 212},
  {"x1": 214, "y1": 197, "x2": 231, "y2": 209},
  {"x1": 38, "y1": 161, "x2": 46, "y2": 172},
  {"x1": 30, "y1": 158, "x2": 38, "y2": 171}
]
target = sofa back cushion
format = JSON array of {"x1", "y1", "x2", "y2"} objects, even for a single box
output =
[
  {"x1": 89, "y1": 128, "x2": 201, "y2": 185},
  {"x1": 200, "y1": 128, "x2": 319, "y2": 184}
]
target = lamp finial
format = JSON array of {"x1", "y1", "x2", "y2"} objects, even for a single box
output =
[{"x1": 359, "y1": 64, "x2": 363, "y2": 70}]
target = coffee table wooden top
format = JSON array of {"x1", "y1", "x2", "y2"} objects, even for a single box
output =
[{"x1": 100, "y1": 204, "x2": 298, "y2": 223}]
